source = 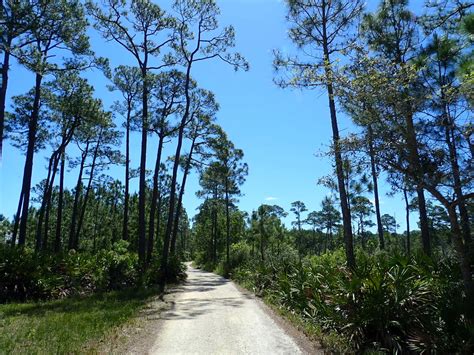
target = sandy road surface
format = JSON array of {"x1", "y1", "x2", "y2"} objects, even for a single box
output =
[{"x1": 150, "y1": 264, "x2": 305, "y2": 355}]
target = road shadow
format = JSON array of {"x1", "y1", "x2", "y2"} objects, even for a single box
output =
[{"x1": 160, "y1": 296, "x2": 245, "y2": 320}]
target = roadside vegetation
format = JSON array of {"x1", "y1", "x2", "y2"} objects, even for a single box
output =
[
  {"x1": 1, "y1": 0, "x2": 244, "y2": 350},
  {"x1": 0, "y1": 287, "x2": 158, "y2": 353},
  {"x1": 190, "y1": 0, "x2": 473, "y2": 353},
  {"x1": 0, "y1": 0, "x2": 472, "y2": 354}
]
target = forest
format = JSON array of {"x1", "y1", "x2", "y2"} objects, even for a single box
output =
[{"x1": 0, "y1": 0, "x2": 473, "y2": 353}]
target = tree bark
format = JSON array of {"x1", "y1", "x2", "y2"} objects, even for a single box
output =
[
  {"x1": 447, "y1": 205, "x2": 474, "y2": 340},
  {"x1": 138, "y1": 68, "x2": 148, "y2": 263},
  {"x1": 11, "y1": 185, "x2": 24, "y2": 246},
  {"x1": 225, "y1": 178, "x2": 231, "y2": 266},
  {"x1": 153, "y1": 193, "x2": 163, "y2": 256},
  {"x1": 404, "y1": 109, "x2": 431, "y2": 255},
  {"x1": 161, "y1": 61, "x2": 193, "y2": 279},
  {"x1": 18, "y1": 72, "x2": 43, "y2": 246},
  {"x1": 320, "y1": 4, "x2": 355, "y2": 268},
  {"x1": 442, "y1": 98, "x2": 472, "y2": 249},
  {"x1": 54, "y1": 150, "x2": 65, "y2": 252},
  {"x1": 122, "y1": 102, "x2": 131, "y2": 241},
  {"x1": 368, "y1": 125, "x2": 385, "y2": 249},
  {"x1": 68, "y1": 141, "x2": 89, "y2": 250},
  {"x1": 41, "y1": 155, "x2": 60, "y2": 250},
  {"x1": 0, "y1": 36, "x2": 12, "y2": 158},
  {"x1": 170, "y1": 137, "x2": 196, "y2": 256},
  {"x1": 403, "y1": 187, "x2": 411, "y2": 255},
  {"x1": 323, "y1": 66, "x2": 355, "y2": 268},
  {"x1": 437, "y1": 58, "x2": 472, "y2": 249},
  {"x1": 37, "y1": 120, "x2": 76, "y2": 251},
  {"x1": 35, "y1": 155, "x2": 55, "y2": 251},
  {"x1": 147, "y1": 134, "x2": 164, "y2": 263},
  {"x1": 75, "y1": 134, "x2": 101, "y2": 248},
  {"x1": 212, "y1": 190, "x2": 218, "y2": 264}
]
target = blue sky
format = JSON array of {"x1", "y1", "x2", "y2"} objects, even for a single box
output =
[{"x1": 0, "y1": 0, "x2": 422, "y2": 232}]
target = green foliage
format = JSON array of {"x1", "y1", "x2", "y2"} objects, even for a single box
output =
[
  {"x1": 231, "y1": 248, "x2": 470, "y2": 353},
  {"x1": 0, "y1": 241, "x2": 174, "y2": 302}
]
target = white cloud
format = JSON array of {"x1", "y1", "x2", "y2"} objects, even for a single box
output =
[{"x1": 265, "y1": 196, "x2": 278, "y2": 201}]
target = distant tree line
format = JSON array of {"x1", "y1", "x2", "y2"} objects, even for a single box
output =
[{"x1": 0, "y1": 0, "x2": 248, "y2": 284}]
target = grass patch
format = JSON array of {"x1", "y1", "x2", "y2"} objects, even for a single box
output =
[{"x1": 0, "y1": 287, "x2": 159, "y2": 354}]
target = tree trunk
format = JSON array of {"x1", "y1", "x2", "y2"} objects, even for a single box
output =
[
  {"x1": 161, "y1": 59, "x2": 194, "y2": 279},
  {"x1": 444, "y1": 108, "x2": 472, "y2": 249},
  {"x1": 42, "y1": 155, "x2": 60, "y2": 250},
  {"x1": 0, "y1": 37, "x2": 11, "y2": 158},
  {"x1": 122, "y1": 102, "x2": 131, "y2": 241},
  {"x1": 319, "y1": 6, "x2": 355, "y2": 267},
  {"x1": 403, "y1": 187, "x2": 411, "y2": 255},
  {"x1": 75, "y1": 135, "x2": 101, "y2": 248},
  {"x1": 417, "y1": 187, "x2": 431, "y2": 254},
  {"x1": 171, "y1": 137, "x2": 196, "y2": 256},
  {"x1": 92, "y1": 188, "x2": 102, "y2": 252},
  {"x1": 37, "y1": 123, "x2": 76, "y2": 251},
  {"x1": 323, "y1": 66, "x2": 355, "y2": 268},
  {"x1": 148, "y1": 135, "x2": 164, "y2": 263},
  {"x1": 11, "y1": 186, "x2": 24, "y2": 246},
  {"x1": 368, "y1": 125, "x2": 385, "y2": 249},
  {"x1": 225, "y1": 179, "x2": 231, "y2": 266},
  {"x1": 212, "y1": 192, "x2": 218, "y2": 264},
  {"x1": 18, "y1": 72, "x2": 43, "y2": 246},
  {"x1": 54, "y1": 150, "x2": 65, "y2": 252},
  {"x1": 447, "y1": 205, "x2": 474, "y2": 344},
  {"x1": 438, "y1": 59, "x2": 472, "y2": 249},
  {"x1": 404, "y1": 109, "x2": 431, "y2": 255},
  {"x1": 297, "y1": 218, "x2": 302, "y2": 262},
  {"x1": 138, "y1": 67, "x2": 149, "y2": 263},
  {"x1": 68, "y1": 141, "x2": 89, "y2": 250},
  {"x1": 35, "y1": 155, "x2": 55, "y2": 251},
  {"x1": 153, "y1": 193, "x2": 163, "y2": 256}
]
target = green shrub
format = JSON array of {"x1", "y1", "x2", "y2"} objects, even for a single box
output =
[
  {"x1": 230, "y1": 248, "x2": 471, "y2": 353},
  {"x1": 0, "y1": 241, "x2": 185, "y2": 302}
]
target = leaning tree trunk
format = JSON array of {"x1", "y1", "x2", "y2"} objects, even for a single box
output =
[
  {"x1": 152, "y1": 193, "x2": 163, "y2": 259},
  {"x1": 11, "y1": 186, "x2": 24, "y2": 246},
  {"x1": 161, "y1": 124, "x2": 184, "y2": 278},
  {"x1": 35, "y1": 155, "x2": 55, "y2": 251},
  {"x1": 161, "y1": 61, "x2": 194, "y2": 280},
  {"x1": 322, "y1": 38, "x2": 355, "y2": 268},
  {"x1": 225, "y1": 178, "x2": 231, "y2": 266},
  {"x1": 447, "y1": 204, "x2": 474, "y2": 347},
  {"x1": 170, "y1": 137, "x2": 196, "y2": 257},
  {"x1": 212, "y1": 191, "x2": 218, "y2": 264},
  {"x1": 437, "y1": 60, "x2": 472, "y2": 249},
  {"x1": 443, "y1": 103, "x2": 472, "y2": 249},
  {"x1": 0, "y1": 36, "x2": 12, "y2": 158},
  {"x1": 424, "y1": 183, "x2": 474, "y2": 351},
  {"x1": 368, "y1": 125, "x2": 385, "y2": 249},
  {"x1": 54, "y1": 151, "x2": 65, "y2": 252},
  {"x1": 75, "y1": 135, "x2": 101, "y2": 249},
  {"x1": 404, "y1": 108, "x2": 431, "y2": 255},
  {"x1": 137, "y1": 64, "x2": 149, "y2": 263},
  {"x1": 41, "y1": 154, "x2": 61, "y2": 250},
  {"x1": 68, "y1": 141, "x2": 89, "y2": 250},
  {"x1": 403, "y1": 187, "x2": 411, "y2": 255},
  {"x1": 122, "y1": 102, "x2": 132, "y2": 241},
  {"x1": 18, "y1": 72, "x2": 43, "y2": 246},
  {"x1": 147, "y1": 134, "x2": 164, "y2": 263}
]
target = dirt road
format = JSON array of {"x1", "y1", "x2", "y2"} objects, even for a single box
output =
[{"x1": 151, "y1": 264, "x2": 312, "y2": 354}]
